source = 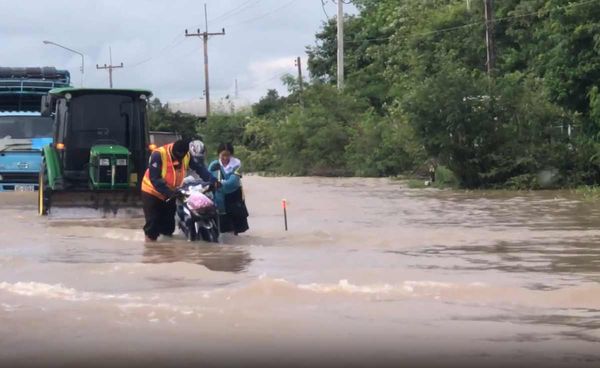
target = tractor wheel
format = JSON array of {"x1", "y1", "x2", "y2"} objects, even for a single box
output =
[{"x1": 38, "y1": 162, "x2": 50, "y2": 216}]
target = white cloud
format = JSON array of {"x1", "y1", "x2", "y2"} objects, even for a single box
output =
[{"x1": 236, "y1": 56, "x2": 308, "y2": 101}]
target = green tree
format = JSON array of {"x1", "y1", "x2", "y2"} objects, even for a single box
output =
[
  {"x1": 252, "y1": 89, "x2": 286, "y2": 117},
  {"x1": 345, "y1": 109, "x2": 424, "y2": 176},
  {"x1": 147, "y1": 98, "x2": 200, "y2": 139}
]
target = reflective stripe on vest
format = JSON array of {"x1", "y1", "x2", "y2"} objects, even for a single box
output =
[{"x1": 141, "y1": 143, "x2": 191, "y2": 200}]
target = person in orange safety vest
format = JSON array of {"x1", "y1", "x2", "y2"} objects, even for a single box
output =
[{"x1": 141, "y1": 139, "x2": 217, "y2": 242}]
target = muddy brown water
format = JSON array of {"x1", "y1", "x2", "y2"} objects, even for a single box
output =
[{"x1": 1, "y1": 176, "x2": 600, "y2": 367}]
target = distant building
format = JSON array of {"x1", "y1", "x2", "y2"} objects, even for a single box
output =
[{"x1": 167, "y1": 96, "x2": 251, "y2": 118}]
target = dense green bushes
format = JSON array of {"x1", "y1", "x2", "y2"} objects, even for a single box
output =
[{"x1": 193, "y1": 84, "x2": 425, "y2": 177}]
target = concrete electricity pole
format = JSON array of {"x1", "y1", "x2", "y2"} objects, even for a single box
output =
[
  {"x1": 337, "y1": 0, "x2": 344, "y2": 90},
  {"x1": 185, "y1": 3, "x2": 225, "y2": 117},
  {"x1": 295, "y1": 56, "x2": 303, "y2": 93},
  {"x1": 96, "y1": 47, "x2": 123, "y2": 88},
  {"x1": 484, "y1": 0, "x2": 496, "y2": 76}
]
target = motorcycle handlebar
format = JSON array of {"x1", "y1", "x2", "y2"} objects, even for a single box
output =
[{"x1": 167, "y1": 182, "x2": 215, "y2": 202}]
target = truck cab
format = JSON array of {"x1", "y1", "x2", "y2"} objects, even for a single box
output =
[
  {"x1": 0, "y1": 67, "x2": 70, "y2": 192},
  {"x1": 0, "y1": 111, "x2": 53, "y2": 191}
]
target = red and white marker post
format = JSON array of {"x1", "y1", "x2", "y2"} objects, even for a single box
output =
[{"x1": 282, "y1": 199, "x2": 288, "y2": 231}]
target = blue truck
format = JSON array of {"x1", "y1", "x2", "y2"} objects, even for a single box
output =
[{"x1": 0, "y1": 67, "x2": 70, "y2": 191}]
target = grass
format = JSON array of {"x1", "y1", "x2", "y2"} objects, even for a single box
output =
[
  {"x1": 573, "y1": 186, "x2": 600, "y2": 201},
  {"x1": 406, "y1": 179, "x2": 430, "y2": 188},
  {"x1": 404, "y1": 165, "x2": 459, "y2": 189}
]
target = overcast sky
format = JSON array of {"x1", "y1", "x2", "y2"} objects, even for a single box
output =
[{"x1": 1, "y1": 0, "x2": 356, "y2": 104}]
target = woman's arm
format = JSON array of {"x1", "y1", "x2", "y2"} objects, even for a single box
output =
[
  {"x1": 220, "y1": 171, "x2": 241, "y2": 194},
  {"x1": 209, "y1": 160, "x2": 242, "y2": 194}
]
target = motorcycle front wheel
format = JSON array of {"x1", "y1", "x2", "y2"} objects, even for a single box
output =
[
  {"x1": 186, "y1": 219, "x2": 198, "y2": 241},
  {"x1": 199, "y1": 220, "x2": 219, "y2": 243}
]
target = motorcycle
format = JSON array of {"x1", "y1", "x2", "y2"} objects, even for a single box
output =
[{"x1": 173, "y1": 179, "x2": 220, "y2": 243}]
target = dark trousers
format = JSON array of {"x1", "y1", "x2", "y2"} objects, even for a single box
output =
[
  {"x1": 220, "y1": 188, "x2": 249, "y2": 234},
  {"x1": 142, "y1": 192, "x2": 176, "y2": 240}
]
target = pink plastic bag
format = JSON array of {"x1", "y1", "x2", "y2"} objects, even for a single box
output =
[{"x1": 186, "y1": 192, "x2": 214, "y2": 210}]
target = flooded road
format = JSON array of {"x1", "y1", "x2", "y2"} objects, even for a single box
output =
[{"x1": 2, "y1": 176, "x2": 600, "y2": 367}]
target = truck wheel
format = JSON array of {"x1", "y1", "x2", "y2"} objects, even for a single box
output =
[{"x1": 38, "y1": 162, "x2": 50, "y2": 216}]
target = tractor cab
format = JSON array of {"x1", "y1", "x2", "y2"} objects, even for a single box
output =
[{"x1": 39, "y1": 88, "x2": 152, "y2": 216}]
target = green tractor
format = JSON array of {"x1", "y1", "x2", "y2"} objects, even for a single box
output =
[{"x1": 38, "y1": 88, "x2": 153, "y2": 217}]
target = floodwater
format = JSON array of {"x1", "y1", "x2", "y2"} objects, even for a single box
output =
[{"x1": 2, "y1": 176, "x2": 600, "y2": 367}]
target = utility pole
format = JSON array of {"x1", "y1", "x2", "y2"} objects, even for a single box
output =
[
  {"x1": 484, "y1": 0, "x2": 496, "y2": 76},
  {"x1": 185, "y1": 3, "x2": 225, "y2": 117},
  {"x1": 96, "y1": 47, "x2": 123, "y2": 88},
  {"x1": 337, "y1": 0, "x2": 344, "y2": 90},
  {"x1": 235, "y1": 78, "x2": 239, "y2": 99},
  {"x1": 294, "y1": 57, "x2": 303, "y2": 93}
]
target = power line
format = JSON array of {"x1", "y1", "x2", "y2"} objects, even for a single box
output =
[
  {"x1": 128, "y1": 37, "x2": 187, "y2": 68},
  {"x1": 127, "y1": 1, "x2": 257, "y2": 68},
  {"x1": 254, "y1": 73, "x2": 288, "y2": 87},
  {"x1": 210, "y1": 0, "x2": 254, "y2": 21},
  {"x1": 121, "y1": 0, "x2": 294, "y2": 69},
  {"x1": 321, "y1": 0, "x2": 330, "y2": 20},
  {"x1": 130, "y1": 44, "x2": 201, "y2": 74},
  {"x1": 210, "y1": 0, "x2": 262, "y2": 23},
  {"x1": 226, "y1": 0, "x2": 296, "y2": 28},
  {"x1": 186, "y1": 0, "x2": 262, "y2": 30},
  {"x1": 238, "y1": 73, "x2": 288, "y2": 93},
  {"x1": 180, "y1": 46, "x2": 201, "y2": 59}
]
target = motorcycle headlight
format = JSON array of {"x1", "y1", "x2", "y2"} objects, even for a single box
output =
[{"x1": 99, "y1": 158, "x2": 110, "y2": 166}]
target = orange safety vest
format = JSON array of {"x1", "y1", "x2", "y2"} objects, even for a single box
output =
[{"x1": 141, "y1": 143, "x2": 191, "y2": 200}]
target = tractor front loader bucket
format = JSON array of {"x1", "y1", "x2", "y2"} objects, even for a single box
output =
[{"x1": 41, "y1": 188, "x2": 144, "y2": 219}]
